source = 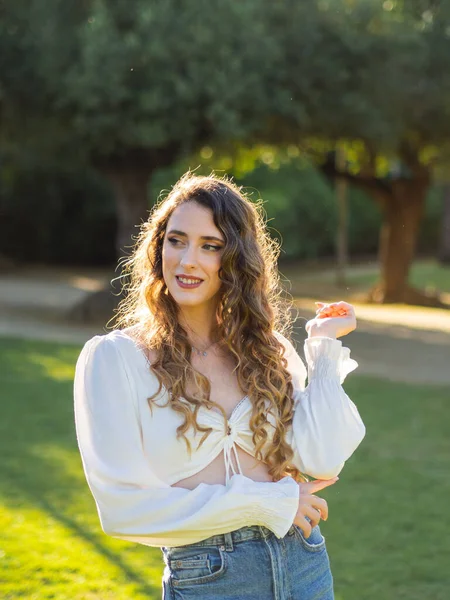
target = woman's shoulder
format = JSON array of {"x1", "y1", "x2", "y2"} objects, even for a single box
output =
[
  {"x1": 272, "y1": 329, "x2": 307, "y2": 385},
  {"x1": 79, "y1": 327, "x2": 157, "y2": 366},
  {"x1": 80, "y1": 328, "x2": 133, "y2": 350},
  {"x1": 272, "y1": 330, "x2": 297, "y2": 355},
  {"x1": 75, "y1": 328, "x2": 163, "y2": 398},
  {"x1": 119, "y1": 326, "x2": 159, "y2": 365}
]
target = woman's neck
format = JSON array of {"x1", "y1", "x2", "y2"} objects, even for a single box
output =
[{"x1": 178, "y1": 305, "x2": 218, "y2": 348}]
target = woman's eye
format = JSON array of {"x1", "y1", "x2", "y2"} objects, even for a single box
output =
[{"x1": 167, "y1": 238, "x2": 221, "y2": 251}]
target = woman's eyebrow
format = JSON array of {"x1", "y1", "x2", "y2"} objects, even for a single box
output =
[{"x1": 167, "y1": 229, "x2": 224, "y2": 243}]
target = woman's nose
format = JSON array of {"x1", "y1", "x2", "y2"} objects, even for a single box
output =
[{"x1": 179, "y1": 246, "x2": 198, "y2": 269}]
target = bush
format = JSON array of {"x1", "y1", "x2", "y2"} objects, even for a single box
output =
[
  {"x1": 0, "y1": 155, "x2": 442, "y2": 266},
  {"x1": 236, "y1": 162, "x2": 382, "y2": 260},
  {"x1": 0, "y1": 158, "x2": 116, "y2": 266}
]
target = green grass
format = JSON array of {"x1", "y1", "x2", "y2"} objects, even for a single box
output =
[
  {"x1": 347, "y1": 260, "x2": 450, "y2": 292},
  {"x1": 1, "y1": 336, "x2": 449, "y2": 599},
  {"x1": 281, "y1": 258, "x2": 450, "y2": 300}
]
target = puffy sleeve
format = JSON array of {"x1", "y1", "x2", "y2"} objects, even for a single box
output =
[
  {"x1": 275, "y1": 332, "x2": 366, "y2": 480},
  {"x1": 74, "y1": 335, "x2": 300, "y2": 547}
]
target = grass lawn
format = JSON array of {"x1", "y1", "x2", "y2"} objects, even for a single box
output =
[
  {"x1": 1, "y1": 336, "x2": 449, "y2": 599},
  {"x1": 343, "y1": 260, "x2": 450, "y2": 293},
  {"x1": 281, "y1": 258, "x2": 450, "y2": 302}
]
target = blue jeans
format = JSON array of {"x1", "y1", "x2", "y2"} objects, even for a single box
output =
[{"x1": 161, "y1": 523, "x2": 334, "y2": 599}]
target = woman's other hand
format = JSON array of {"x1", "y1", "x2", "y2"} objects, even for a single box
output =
[
  {"x1": 293, "y1": 477, "x2": 338, "y2": 538},
  {"x1": 306, "y1": 301, "x2": 356, "y2": 339}
]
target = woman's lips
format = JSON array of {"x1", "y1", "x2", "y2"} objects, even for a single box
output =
[{"x1": 175, "y1": 275, "x2": 203, "y2": 289}]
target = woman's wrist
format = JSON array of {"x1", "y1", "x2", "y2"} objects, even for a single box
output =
[
  {"x1": 307, "y1": 331, "x2": 337, "y2": 339},
  {"x1": 307, "y1": 325, "x2": 337, "y2": 340}
]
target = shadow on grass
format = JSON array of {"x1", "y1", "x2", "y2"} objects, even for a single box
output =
[{"x1": 0, "y1": 336, "x2": 160, "y2": 598}]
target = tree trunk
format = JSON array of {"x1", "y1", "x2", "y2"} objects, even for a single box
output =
[
  {"x1": 68, "y1": 162, "x2": 152, "y2": 325},
  {"x1": 69, "y1": 146, "x2": 181, "y2": 324},
  {"x1": 439, "y1": 184, "x2": 450, "y2": 265},
  {"x1": 104, "y1": 165, "x2": 152, "y2": 257},
  {"x1": 320, "y1": 149, "x2": 449, "y2": 308},
  {"x1": 335, "y1": 148, "x2": 348, "y2": 287},
  {"x1": 69, "y1": 159, "x2": 153, "y2": 324},
  {"x1": 374, "y1": 179, "x2": 425, "y2": 302},
  {"x1": 369, "y1": 177, "x2": 447, "y2": 307},
  {"x1": 95, "y1": 145, "x2": 180, "y2": 257}
]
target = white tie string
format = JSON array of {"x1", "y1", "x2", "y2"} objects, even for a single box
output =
[{"x1": 223, "y1": 423, "x2": 244, "y2": 485}]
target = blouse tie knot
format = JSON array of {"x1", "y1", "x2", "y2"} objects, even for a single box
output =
[{"x1": 223, "y1": 421, "x2": 243, "y2": 485}]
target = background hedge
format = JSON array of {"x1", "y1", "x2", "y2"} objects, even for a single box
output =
[{"x1": 0, "y1": 155, "x2": 441, "y2": 267}]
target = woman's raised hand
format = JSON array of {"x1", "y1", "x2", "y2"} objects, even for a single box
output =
[
  {"x1": 306, "y1": 300, "x2": 356, "y2": 339},
  {"x1": 293, "y1": 477, "x2": 339, "y2": 538}
]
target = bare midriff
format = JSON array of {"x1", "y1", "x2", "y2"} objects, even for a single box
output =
[{"x1": 172, "y1": 446, "x2": 274, "y2": 489}]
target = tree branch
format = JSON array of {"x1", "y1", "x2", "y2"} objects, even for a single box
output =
[{"x1": 319, "y1": 154, "x2": 392, "y2": 208}]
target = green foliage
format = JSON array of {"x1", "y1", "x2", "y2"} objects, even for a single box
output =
[
  {"x1": 150, "y1": 158, "x2": 381, "y2": 260},
  {"x1": 1, "y1": 0, "x2": 279, "y2": 161},
  {"x1": 4, "y1": 1, "x2": 448, "y2": 162},
  {"x1": 346, "y1": 186, "x2": 382, "y2": 256},
  {"x1": 240, "y1": 163, "x2": 340, "y2": 259},
  {"x1": 1, "y1": 0, "x2": 450, "y2": 269},
  {"x1": 266, "y1": 0, "x2": 450, "y2": 173},
  {"x1": 1, "y1": 154, "x2": 442, "y2": 265},
  {"x1": 0, "y1": 156, "x2": 116, "y2": 265},
  {"x1": 2, "y1": 0, "x2": 450, "y2": 164},
  {"x1": 418, "y1": 184, "x2": 443, "y2": 253}
]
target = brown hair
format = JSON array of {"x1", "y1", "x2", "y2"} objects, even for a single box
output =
[{"x1": 115, "y1": 172, "x2": 306, "y2": 483}]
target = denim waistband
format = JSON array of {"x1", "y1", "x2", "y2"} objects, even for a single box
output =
[{"x1": 163, "y1": 523, "x2": 297, "y2": 553}]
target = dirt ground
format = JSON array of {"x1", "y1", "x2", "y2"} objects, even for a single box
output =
[
  {"x1": 293, "y1": 297, "x2": 450, "y2": 386},
  {"x1": 1, "y1": 265, "x2": 450, "y2": 386}
]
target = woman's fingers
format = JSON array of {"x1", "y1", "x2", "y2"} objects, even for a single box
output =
[
  {"x1": 303, "y1": 504, "x2": 324, "y2": 528},
  {"x1": 309, "y1": 301, "x2": 357, "y2": 338},
  {"x1": 302, "y1": 495, "x2": 329, "y2": 521},
  {"x1": 294, "y1": 514, "x2": 312, "y2": 539},
  {"x1": 315, "y1": 302, "x2": 327, "y2": 315},
  {"x1": 294, "y1": 495, "x2": 329, "y2": 535},
  {"x1": 299, "y1": 477, "x2": 339, "y2": 494},
  {"x1": 315, "y1": 300, "x2": 353, "y2": 319}
]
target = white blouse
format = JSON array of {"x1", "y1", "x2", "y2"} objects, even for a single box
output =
[{"x1": 74, "y1": 329, "x2": 365, "y2": 547}]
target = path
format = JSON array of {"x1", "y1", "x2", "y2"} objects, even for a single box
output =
[
  {"x1": 293, "y1": 298, "x2": 450, "y2": 386},
  {"x1": 1, "y1": 266, "x2": 450, "y2": 386}
]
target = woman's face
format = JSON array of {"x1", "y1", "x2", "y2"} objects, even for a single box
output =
[{"x1": 162, "y1": 202, "x2": 225, "y2": 310}]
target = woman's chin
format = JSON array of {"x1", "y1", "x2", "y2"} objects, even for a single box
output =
[
  {"x1": 173, "y1": 294, "x2": 221, "y2": 311},
  {"x1": 167, "y1": 284, "x2": 221, "y2": 310},
  {"x1": 170, "y1": 291, "x2": 207, "y2": 307}
]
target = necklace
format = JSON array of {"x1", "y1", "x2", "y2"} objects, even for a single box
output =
[{"x1": 191, "y1": 341, "x2": 217, "y2": 357}]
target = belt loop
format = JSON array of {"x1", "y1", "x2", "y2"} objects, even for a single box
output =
[
  {"x1": 259, "y1": 525, "x2": 271, "y2": 540},
  {"x1": 223, "y1": 531, "x2": 234, "y2": 552}
]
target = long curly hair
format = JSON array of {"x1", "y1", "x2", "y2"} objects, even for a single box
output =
[{"x1": 115, "y1": 172, "x2": 306, "y2": 483}]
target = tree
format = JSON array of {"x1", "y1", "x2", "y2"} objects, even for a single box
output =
[
  {"x1": 1, "y1": 0, "x2": 288, "y2": 320},
  {"x1": 439, "y1": 185, "x2": 450, "y2": 264},
  {"x1": 271, "y1": 0, "x2": 450, "y2": 305},
  {"x1": 0, "y1": 0, "x2": 279, "y2": 257},
  {"x1": 2, "y1": 0, "x2": 449, "y2": 310}
]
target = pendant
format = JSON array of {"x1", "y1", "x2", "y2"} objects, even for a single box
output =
[{"x1": 192, "y1": 346, "x2": 208, "y2": 357}]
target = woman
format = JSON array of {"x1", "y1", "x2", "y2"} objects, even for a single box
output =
[{"x1": 74, "y1": 173, "x2": 365, "y2": 599}]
